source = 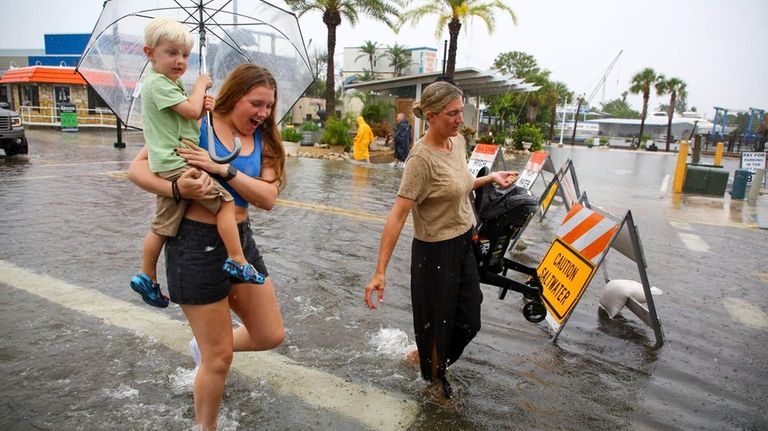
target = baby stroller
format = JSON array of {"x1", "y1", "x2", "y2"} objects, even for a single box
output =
[{"x1": 472, "y1": 168, "x2": 547, "y2": 323}]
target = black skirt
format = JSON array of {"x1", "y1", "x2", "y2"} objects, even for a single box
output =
[{"x1": 410, "y1": 228, "x2": 482, "y2": 381}]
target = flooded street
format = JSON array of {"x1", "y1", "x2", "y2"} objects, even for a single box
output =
[{"x1": 1, "y1": 129, "x2": 767, "y2": 430}]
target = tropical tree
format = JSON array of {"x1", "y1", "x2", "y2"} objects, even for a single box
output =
[
  {"x1": 304, "y1": 50, "x2": 329, "y2": 98},
  {"x1": 384, "y1": 43, "x2": 412, "y2": 76},
  {"x1": 493, "y1": 51, "x2": 541, "y2": 78},
  {"x1": 284, "y1": 0, "x2": 399, "y2": 118},
  {"x1": 353, "y1": 69, "x2": 376, "y2": 82},
  {"x1": 655, "y1": 76, "x2": 687, "y2": 151},
  {"x1": 629, "y1": 67, "x2": 662, "y2": 148},
  {"x1": 355, "y1": 40, "x2": 383, "y2": 79},
  {"x1": 570, "y1": 95, "x2": 585, "y2": 145},
  {"x1": 546, "y1": 81, "x2": 572, "y2": 140},
  {"x1": 601, "y1": 92, "x2": 640, "y2": 118},
  {"x1": 399, "y1": 0, "x2": 516, "y2": 80}
]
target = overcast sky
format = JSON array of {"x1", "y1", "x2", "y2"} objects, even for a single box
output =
[{"x1": 2, "y1": 0, "x2": 766, "y2": 120}]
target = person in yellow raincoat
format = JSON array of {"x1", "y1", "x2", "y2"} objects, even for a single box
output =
[{"x1": 353, "y1": 116, "x2": 373, "y2": 163}]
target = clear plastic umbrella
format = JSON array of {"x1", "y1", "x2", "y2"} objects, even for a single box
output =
[{"x1": 77, "y1": 0, "x2": 314, "y2": 163}]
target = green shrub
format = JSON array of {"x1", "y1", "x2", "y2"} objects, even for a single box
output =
[
  {"x1": 281, "y1": 127, "x2": 302, "y2": 142},
  {"x1": 320, "y1": 116, "x2": 352, "y2": 151},
  {"x1": 300, "y1": 121, "x2": 320, "y2": 132},
  {"x1": 476, "y1": 133, "x2": 495, "y2": 144},
  {"x1": 512, "y1": 123, "x2": 543, "y2": 151},
  {"x1": 599, "y1": 136, "x2": 609, "y2": 145},
  {"x1": 361, "y1": 100, "x2": 394, "y2": 125}
]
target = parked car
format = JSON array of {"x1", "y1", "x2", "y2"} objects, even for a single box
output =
[{"x1": 0, "y1": 102, "x2": 28, "y2": 156}]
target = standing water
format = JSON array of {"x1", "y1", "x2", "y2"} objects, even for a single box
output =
[{"x1": 1, "y1": 130, "x2": 766, "y2": 430}]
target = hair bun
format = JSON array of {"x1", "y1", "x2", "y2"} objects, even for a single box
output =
[{"x1": 412, "y1": 105, "x2": 424, "y2": 120}]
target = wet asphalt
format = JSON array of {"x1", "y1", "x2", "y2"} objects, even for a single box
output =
[{"x1": 1, "y1": 128, "x2": 767, "y2": 430}]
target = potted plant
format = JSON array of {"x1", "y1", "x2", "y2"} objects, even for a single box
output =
[
  {"x1": 299, "y1": 121, "x2": 321, "y2": 146},
  {"x1": 512, "y1": 124, "x2": 544, "y2": 151},
  {"x1": 281, "y1": 127, "x2": 302, "y2": 156}
]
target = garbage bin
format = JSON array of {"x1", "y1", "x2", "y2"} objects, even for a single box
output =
[{"x1": 731, "y1": 169, "x2": 752, "y2": 199}]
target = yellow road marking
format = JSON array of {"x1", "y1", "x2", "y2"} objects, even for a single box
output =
[{"x1": 276, "y1": 198, "x2": 393, "y2": 223}]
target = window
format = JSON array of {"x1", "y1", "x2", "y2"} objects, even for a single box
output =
[
  {"x1": 54, "y1": 86, "x2": 71, "y2": 104},
  {"x1": 0, "y1": 85, "x2": 8, "y2": 105},
  {"x1": 87, "y1": 86, "x2": 111, "y2": 112},
  {"x1": 20, "y1": 84, "x2": 40, "y2": 111}
]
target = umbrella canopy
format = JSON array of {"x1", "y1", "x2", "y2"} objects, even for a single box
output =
[{"x1": 77, "y1": 0, "x2": 314, "y2": 132}]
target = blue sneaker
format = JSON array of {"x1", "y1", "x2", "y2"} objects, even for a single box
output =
[
  {"x1": 130, "y1": 272, "x2": 169, "y2": 308},
  {"x1": 222, "y1": 258, "x2": 265, "y2": 284}
]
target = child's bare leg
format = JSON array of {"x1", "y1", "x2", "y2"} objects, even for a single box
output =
[
  {"x1": 216, "y1": 200, "x2": 246, "y2": 264},
  {"x1": 141, "y1": 230, "x2": 166, "y2": 281}
]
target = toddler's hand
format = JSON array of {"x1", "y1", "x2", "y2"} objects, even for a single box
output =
[
  {"x1": 195, "y1": 73, "x2": 213, "y2": 90},
  {"x1": 203, "y1": 95, "x2": 215, "y2": 112}
]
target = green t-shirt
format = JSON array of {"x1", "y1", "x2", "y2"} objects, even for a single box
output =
[{"x1": 141, "y1": 69, "x2": 200, "y2": 173}]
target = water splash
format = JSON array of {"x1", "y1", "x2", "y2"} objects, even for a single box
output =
[
  {"x1": 368, "y1": 327, "x2": 412, "y2": 359},
  {"x1": 168, "y1": 366, "x2": 197, "y2": 395},
  {"x1": 104, "y1": 384, "x2": 138, "y2": 399}
]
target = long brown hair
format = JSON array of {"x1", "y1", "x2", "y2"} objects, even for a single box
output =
[{"x1": 214, "y1": 64, "x2": 285, "y2": 188}]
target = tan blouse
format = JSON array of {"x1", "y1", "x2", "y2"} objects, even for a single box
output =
[{"x1": 397, "y1": 135, "x2": 475, "y2": 242}]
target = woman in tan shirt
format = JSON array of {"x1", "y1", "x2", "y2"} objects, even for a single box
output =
[{"x1": 364, "y1": 80, "x2": 518, "y2": 399}]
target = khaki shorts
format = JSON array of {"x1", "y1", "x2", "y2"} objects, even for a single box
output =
[{"x1": 151, "y1": 166, "x2": 233, "y2": 237}]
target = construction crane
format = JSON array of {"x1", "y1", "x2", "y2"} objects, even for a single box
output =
[{"x1": 584, "y1": 50, "x2": 623, "y2": 108}]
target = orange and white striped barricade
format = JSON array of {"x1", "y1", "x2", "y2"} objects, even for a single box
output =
[
  {"x1": 538, "y1": 158, "x2": 584, "y2": 221},
  {"x1": 537, "y1": 201, "x2": 663, "y2": 346},
  {"x1": 467, "y1": 143, "x2": 506, "y2": 178},
  {"x1": 515, "y1": 150, "x2": 556, "y2": 191}
]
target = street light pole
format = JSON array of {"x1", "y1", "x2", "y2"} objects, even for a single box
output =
[{"x1": 558, "y1": 104, "x2": 566, "y2": 145}]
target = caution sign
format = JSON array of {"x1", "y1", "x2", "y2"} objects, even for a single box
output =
[{"x1": 537, "y1": 238, "x2": 596, "y2": 322}]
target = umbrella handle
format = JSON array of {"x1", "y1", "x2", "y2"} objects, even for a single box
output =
[
  {"x1": 207, "y1": 111, "x2": 241, "y2": 164},
  {"x1": 198, "y1": 14, "x2": 239, "y2": 164}
]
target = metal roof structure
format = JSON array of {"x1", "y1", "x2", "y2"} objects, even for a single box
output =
[{"x1": 344, "y1": 67, "x2": 539, "y2": 98}]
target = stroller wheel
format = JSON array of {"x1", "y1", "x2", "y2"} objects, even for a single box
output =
[{"x1": 523, "y1": 302, "x2": 547, "y2": 323}]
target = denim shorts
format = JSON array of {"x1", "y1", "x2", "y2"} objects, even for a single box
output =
[{"x1": 164, "y1": 218, "x2": 269, "y2": 305}]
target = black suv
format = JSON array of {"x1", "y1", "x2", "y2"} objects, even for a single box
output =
[{"x1": 0, "y1": 102, "x2": 28, "y2": 156}]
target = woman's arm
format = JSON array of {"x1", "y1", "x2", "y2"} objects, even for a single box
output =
[
  {"x1": 226, "y1": 165, "x2": 280, "y2": 211},
  {"x1": 473, "y1": 170, "x2": 519, "y2": 190},
  {"x1": 176, "y1": 142, "x2": 280, "y2": 210},
  {"x1": 127, "y1": 145, "x2": 217, "y2": 199},
  {"x1": 364, "y1": 196, "x2": 414, "y2": 309}
]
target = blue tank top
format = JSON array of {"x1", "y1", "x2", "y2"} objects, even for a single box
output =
[{"x1": 199, "y1": 118, "x2": 262, "y2": 208}]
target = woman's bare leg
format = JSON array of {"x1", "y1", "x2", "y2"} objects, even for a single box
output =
[
  {"x1": 181, "y1": 299, "x2": 234, "y2": 430},
  {"x1": 228, "y1": 277, "x2": 285, "y2": 351}
]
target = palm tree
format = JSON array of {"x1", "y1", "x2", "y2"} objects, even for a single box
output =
[
  {"x1": 284, "y1": 0, "x2": 399, "y2": 118},
  {"x1": 547, "y1": 81, "x2": 572, "y2": 140},
  {"x1": 355, "y1": 40, "x2": 383, "y2": 79},
  {"x1": 353, "y1": 69, "x2": 376, "y2": 82},
  {"x1": 629, "y1": 67, "x2": 662, "y2": 148},
  {"x1": 384, "y1": 43, "x2": 412, "y2": 76},
  {"x1": 399, "y1": 1, "x2": 516, "y2": 80},
  {"x1": 655, "y1": 76, "x2": 687, "y2": 151},
  {"x1": 570, "y1": 95, "x2": 585, "y2": 145}
]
